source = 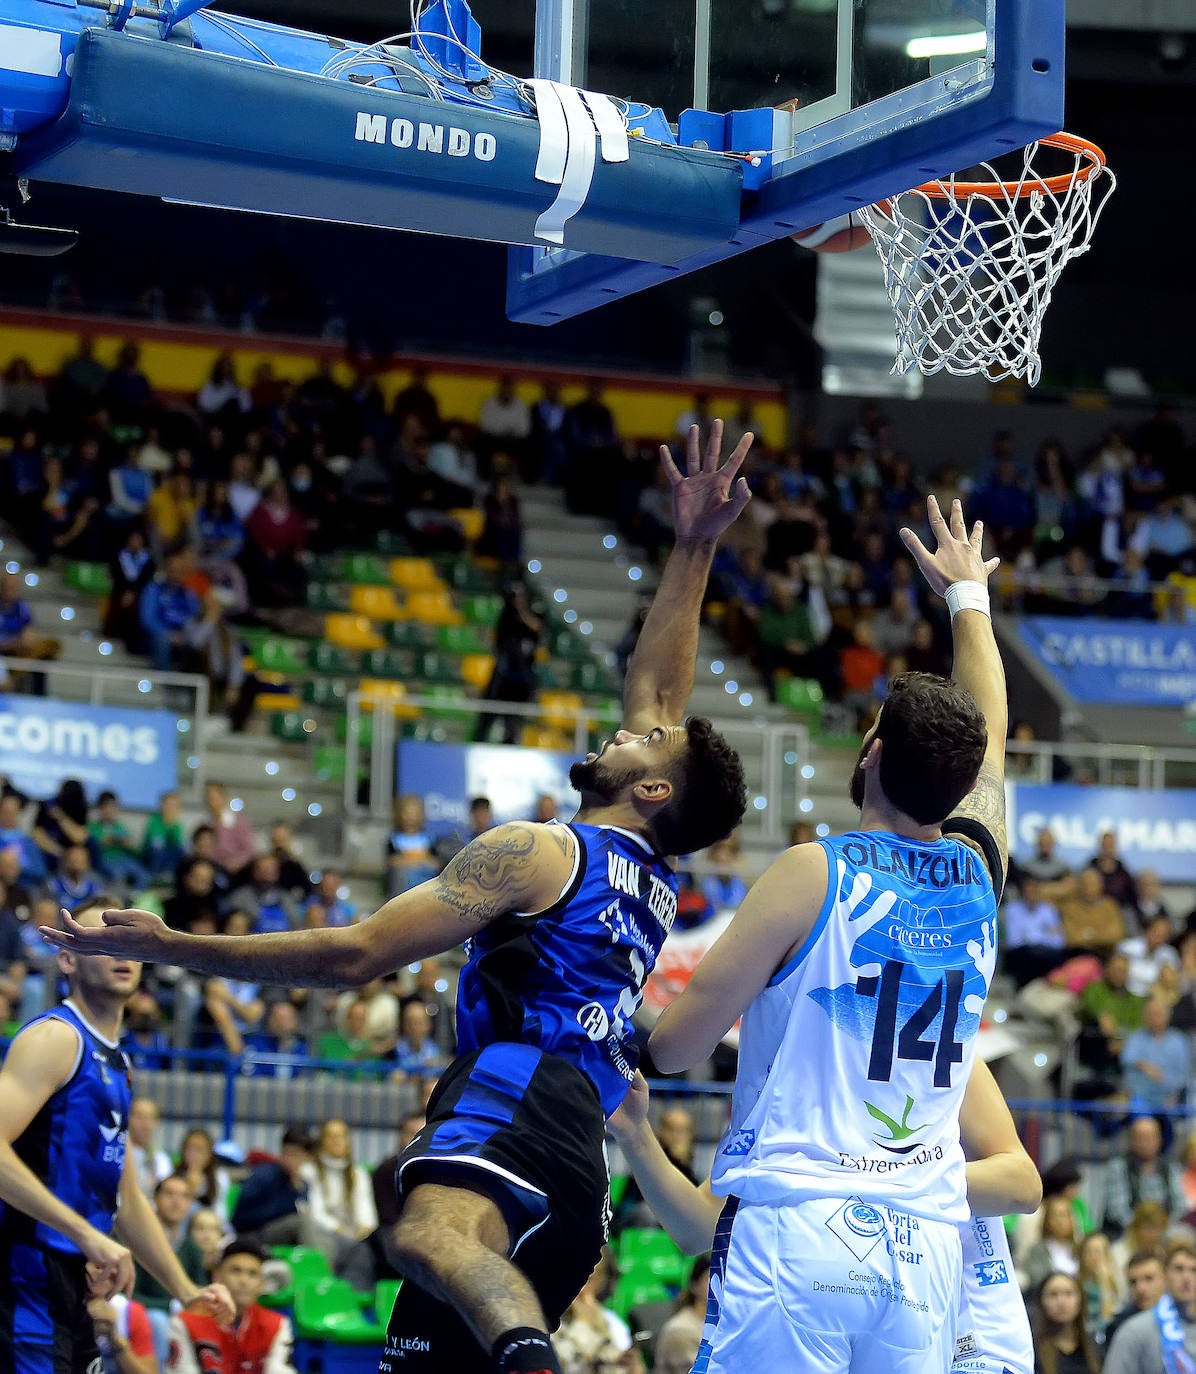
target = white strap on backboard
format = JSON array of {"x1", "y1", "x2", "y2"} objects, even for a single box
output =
[
  {"x1": 534, "y1": 80, "x2": 597, "y2": 246},
  {"x1": 529, "y1": 78, "x2": 569, "y2": 185},
  {"x1": 582, "y1": 90, "x2": 629, "y2": 164}
]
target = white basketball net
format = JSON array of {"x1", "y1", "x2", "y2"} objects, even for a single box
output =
[{"x1": 858, "y1": 134, "x2": 1116, "y2": 386}]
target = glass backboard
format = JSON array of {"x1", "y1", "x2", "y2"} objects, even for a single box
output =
[{"x1": 510, "y1": 0, "x2": 1062, "y2": 322}]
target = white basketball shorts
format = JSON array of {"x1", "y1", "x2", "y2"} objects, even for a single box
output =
[{"x1": 692, "y1": 1195, "x2": 962, "y2": 1374}]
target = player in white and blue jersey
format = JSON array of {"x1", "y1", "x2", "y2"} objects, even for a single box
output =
[
  {"x1": 48, "y1": 422, "x2": 754, "y2": 1374},
  {"x1": 650, "y1": 495, "x2": 1010, "y2": 1374},
  {"x1": 606, "y1": 1058, "x2": 1037, "y2": 1374}
]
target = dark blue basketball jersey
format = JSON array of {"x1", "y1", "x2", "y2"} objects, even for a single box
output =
[
  {"x1": 0, "y1": 999, "x2": 132, "y2": 1252},
  {"x1": 455, "y1": 822, "x2": 679, "y2": 1116}
]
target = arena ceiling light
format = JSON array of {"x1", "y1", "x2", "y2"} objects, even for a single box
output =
[{"x1": 905, "y1": 30, "x2": 988, "y2": 58}]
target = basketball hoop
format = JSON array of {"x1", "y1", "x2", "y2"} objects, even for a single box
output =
[{"x1": 858, "y1": 133, "x2": 1116, "y2": 386}]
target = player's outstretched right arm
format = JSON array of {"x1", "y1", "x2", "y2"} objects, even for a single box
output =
[
  {"x1": 41, "y1": 821, "x2": 576, "y2": 983},
  {"x1": 607, "y1": 1073, "x2": 721, "y2": 1255},
  {"x1": 901, "y1": 494, "x2": 1009, "y2": 890},
  {"x1": 0, "y1": 1021, "x2": 135, "y2": 1297}
]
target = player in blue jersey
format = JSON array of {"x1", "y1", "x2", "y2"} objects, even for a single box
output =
[
  {"x1": 45, "y1": 422, "x2": 753, "y2": 1374},
  {"x1": 649, "y1": 495, "x2": 1010, "y2": 1374},
  {"x1": 0, "y1": 897, "x2": 232, "y2": 1374}
]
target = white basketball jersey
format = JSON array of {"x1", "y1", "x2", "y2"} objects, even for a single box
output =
[
  {"x1": 712, "y1": 833, "x2": 998, "y2": 1223},
  {"x1": 955, "y1": 1216, "x2": 1033, "y2": 1374}
]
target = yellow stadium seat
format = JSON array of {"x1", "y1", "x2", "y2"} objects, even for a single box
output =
[
  {"x1": 520, "y1": 724, "x2": 571, "y2": 750},
  {"x1": 325, "y1": 613, "x2": 385, "y2": 652},
  {"x1": 358, "y1": 679, "x2": 419, "y2": 719},
  {"x1": 348, "y1": 585, "x2": 406, "y2": 621},
  {"x1": 450, "y1": 507, "x2": 486, "y2": 544},
  {"x1": 389, "y1": 557, "x2": 445, "y2": 593},
  {"x1": 460, "y1": 653, "x2": 496, "y2": 691},
  {"x1": 406, "y1": 590, "x2": 464, "y2": 626},
  {"x1": 538, "y1": 690, "x2": 584, "y2": 731}
]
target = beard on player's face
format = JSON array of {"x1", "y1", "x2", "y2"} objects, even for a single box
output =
[{"x1": 570, "y1": 753, "x2": 643, "y2": 801}]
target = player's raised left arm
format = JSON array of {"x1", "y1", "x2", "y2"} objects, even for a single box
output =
[
  {"x1": 622, "y1": 421, "x2": 751, "y2": 733},
  {"x1": 959, "y1": 1058, "x2": 1041, "y2": 1216},
  {"x1": 901, "y1": 495, "x2": 1008, "y2": 889},
  {"x1": 41, "y1": 823, "x2": 574, "y2": 985},
  {"x1": 650, "y1": 843, "x2": 827, "y2": 1072}
]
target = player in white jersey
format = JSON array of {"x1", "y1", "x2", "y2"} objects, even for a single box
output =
[
  {"x1": 649, "y1": 495, "x2": 1010, "y2": 1374},
  {"x1": 605, "y1": 1059, "x2": 1037, "y2": 1374}
]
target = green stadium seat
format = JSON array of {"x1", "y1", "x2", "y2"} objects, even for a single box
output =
[
  {"x1": 386, "y1": 621, "x2": 438, "y2": 650},
  {"x1": 257, "y1": 638, "x2": 309, "y2": 675},
  {"x1": 65, "y1": 561, "x2": 112, "y2": 596},
  {"x1": 417, "y1": 650, "x2": 463, "y2": 685},
  {"x1": 608, "y1": 1174, "x2": 631, "y2": 1209},
  {"x1": 362, "y1": 648, "x2": 416, "y2": 678},
  {"x1": 461, "y1": 594, "x2": 502, "y2": 627},
  {"x1": 616, "y1": 1228, "x2": 690, "y2": 1285},
  {"x1": 307, "y1": 553, "x2": 347, "y2": 581},
  {"x1": 304, "y1": 677, "x2": 350, "y2": 708},
  {"x1": 344, "y1": 553, "x2": 391, "y2": 586},
  {"x1": 261, "y1": 1246, "x2": 331, "y2": 1309},
  {"x1": 313, "y1": 744, "x2": 347, "y2": 782},
  {"x1": 293, "y1": 1278, "x2": 383, "y2": 1344},
  {"x1": 374, "y1": 1280, "x2": 401, "y2": 1328},
  {"x1": 307, "y1": 582, "x2": 350, "y2": 612},
  {"x1": 608, "y1": 1274, "x2": 671, "y2": 1322},
  {"x1": 569, "y1": 661, "x2": 616, "y2": 694},
  {"x1": 270, "y1": 711, "x2": 317, "y2": 743},
  {"x1": 435, "y1": 623, "x2": 486, "y2": 655},
  {"x1": 310, "y1": 643, "x2": 362, "y2": 675},
  {"x1": 775, "y1": 676, "x2": 824, "y2": 716},
  {"x1": 376, "y1": 530, "x2": 413, "y2": 555},
  {"x1": 336, "y1": 714, "x2": 374, "y2": 747},
  {"x1": 445, "y1": 558, "x2": 500, "y2": 593}
]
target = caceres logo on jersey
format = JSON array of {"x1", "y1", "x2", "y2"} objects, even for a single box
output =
[
  {"x1": 809, "y1": 858, "x2": 997, "y2": 1103},
  {"x1": 974, "y1": 1260, "x2": 1010, "y2": 1287}
]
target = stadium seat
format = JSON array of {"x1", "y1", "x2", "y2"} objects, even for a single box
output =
[
  {"x1": 374, "y1": 1280, "x2": 401, "y2": 1328},
  {"x1": 270, "y1": 711, "x2": 318, "y2": 743},
  {"x1": 435, "y1": 623, "x2": 486, "y2": 655},
  {"x1": 293, "y1": 1278, "x2": 382, "y2": 1344},
  {"x1": 304, "y1": 677, "x2": 350, "y2": 708},
  {"x1": 325, "y1": 614, "x2": 385, "y2": 652},
  {"x1": 608, "y1": 1274, "x2": 671, "y2": 1322},
  {"x1": 261, "y1": 1246, "x2": 331, "y2": 1309},
  {"x1": 421, "y1": 684, "x2": 474, "y2": 727},
  {"x1": 362, "y1": 648, "x2": 417, "y2": 678},
  {"x1": 358, "y1": 679, "x2": 419, "y2": 719},
  {"x1": 406, "y1": 590, "x2": 463, "y2": 626},
  {"x1": 570, "y1": 661, "x2": 616, "y2": 693},
  {"x1": 307, "y1": 582, "x2": 350, "y2": 612},
  {"x1": 459, "y1": 653, "x2": 496, "y2": 692},
  {"x1": 417, "y1": 650, "x2": 464, "y2": 685},
  {"x1": 449, "y1": 507, "x2": 485, "y2": 543},
  {"x1": 608, "y1": 1174, "x2": 631, "y2": 1209},
  {"x1": 616, "y1": 1229, "x2": 690, "y2": 1287},
  {"x1": 348, "y1": 585, "x2": 405, "y2": 622},
  {"x1": 461, "y1": 594, "x2": 502, "y2": 627},
  {"x1": 65, "y1": 560, "x2": 112, "y2": 595},
  {"x1": 386, "y1": 621, "x2": 438, "y2": 650},
  {"x1": 336, "y1": 714, "x2": 374, "y2": 747},
  {"x1": 254, "y1": 676, "x2": 303, "y2": 712},
  {"x1": 306, "y1": 553, "x2": 347, "y2": 581},
  {"x1": 446, "y1": 558, "x2": 500, "y2": 594},
  {"x1": 310, "y1": 643, "x2": 361, "y2": 675},
  {"x1": 538, "y1": 690, "x2": 583, "y2": 731},
  {"x1": 343, "y1": 553, "x2": 391, "y2": 586},
  {"x1": 520, "y1": 724, "x2": 571, "y2": 750},
  {"x1": 375, "y1": 530, "x2": 413, "y2": 556},
  {"x1": 256, "y1": 638, "x2": 309, "y2": 675},
  {"x1": 313, "y1": 744, "x2": 347, "y2": 782},
  {"x1": 775, "y1": 676, "x2": 823, "y2": 718},
  {"x1": 388, "y1": 557, "x2": 444, "y2": 592}
]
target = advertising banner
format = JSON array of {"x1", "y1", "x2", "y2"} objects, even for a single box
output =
[
  {"x1": 0, "y1": 694, "x2": 179, "y2": 808},
  {"x1": 1017, "y1": 617, "x2": 1196, "y2": 706}
]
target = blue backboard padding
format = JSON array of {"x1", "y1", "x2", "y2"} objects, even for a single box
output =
[
  {"x1": 14, "y1": 28, "x2": 743, "y2": 264},
  {"x1": 507, "y1": 0, "x2": 1065, "y2": 323}
]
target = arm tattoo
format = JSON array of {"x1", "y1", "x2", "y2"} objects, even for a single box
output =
[
  {"x1": 431, "y1": 826, "x2": 540, "y2": 928},
  {"x1": 945, "y1": 758, "x2": 1008, "y2": 882}
]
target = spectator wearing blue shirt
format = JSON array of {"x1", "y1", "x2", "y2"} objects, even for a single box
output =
[
  {"x1": 139, "y1": 544, "x2": 202, "y2": 672},
  {"x1": 389, "y1": 1000, "x2": 448, "y2": 1086},
  {"x1": 0, "y1": 571, "x2": 60, "y2": 691},
  {"x1": 0, "y1": 794, "x2": 46, "y2": 883},
  {"x1": 1001, "y1": 876, "x2": 1068, "y2": 988},
  {"x1": 973, "y1": 454, "x2": 1036, "y2": 554},
  {"x1": 304, "y1": 869, "x2": 355, "y2": 928},
  {"x1": 120, "y1": 988, "x2": 173, "y2": 1070},
  {"x1": 699, "y1": 835, "x2": 749, "y2": 914},
  {"x1": 108, "y1": 446, "x2": 154, "y2": 528},
  {"x1": 1121, "y1": 997, "x2": 1190, "y2": 1114},
  {"x1": 226, "y1": 854, "x2": 297, "y2": 935},
  {"x1": 230, "y1": 1126, "x2": 312, "y2": 1246},
  {"x1": 241, "y1": 1000, "x2": 308, "y2": 1079},
  {"x1": 1130, "y1": 494, "x2": 1194, "y2": 575},
  {"x1": 48, "y1": 843, "x2": 102, "y2": 910}
]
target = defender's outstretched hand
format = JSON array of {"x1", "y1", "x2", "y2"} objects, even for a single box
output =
[
  {"x1": 41, "y1": 907, "x2": 171, "y2": 962},
  {"x1": 663, "y1": 419, "x2": 752, "y2": 545},
  {"x1": 900, "y1": 494, "x2": 999, "y2": 597}
]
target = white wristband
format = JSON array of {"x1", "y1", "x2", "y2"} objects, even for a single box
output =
[{"x1": 944, "y1": 581, "x2": 991, "y2": 620}]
